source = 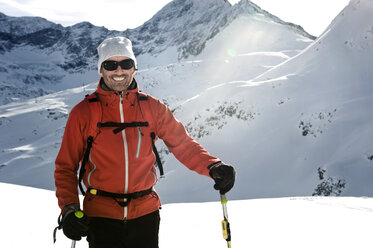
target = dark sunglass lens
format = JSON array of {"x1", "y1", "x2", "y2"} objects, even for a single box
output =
[
  {"x1": 119, "y1": 59, "x2": 134, "y2": 70},
  {"x1": 102, "y1": 61, "x2": 118, "y2": 71},
  {"x1": 102, "y1": 59, "x2": 134, "y2": 71}
]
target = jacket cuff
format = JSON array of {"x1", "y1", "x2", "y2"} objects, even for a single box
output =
[
  {"x1": 62, "y1": 203, "x2": 80, "y2": 216},
  {"x1": 207, "y1": 161, "x2": 222, "y2": 170}
]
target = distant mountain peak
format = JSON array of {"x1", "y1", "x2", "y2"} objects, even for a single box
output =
[
  {"x1": 172, "y1": 0, "x2": 229, "y2": 5},
  {"x1": 0, "y1": 12, "x2": 58, "y2": 36}
]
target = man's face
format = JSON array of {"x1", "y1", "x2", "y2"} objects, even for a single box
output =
[{"x1": 100, "y1": 56, "x2": 136, "y2": 92}]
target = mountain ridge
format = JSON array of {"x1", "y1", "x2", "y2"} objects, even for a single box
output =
[
  {"x1": 0, "y1": 0, "x2": 314, "y2": 104},
  {"x1": 0, "y1": 0, "x2": 314, "y2": 65}
]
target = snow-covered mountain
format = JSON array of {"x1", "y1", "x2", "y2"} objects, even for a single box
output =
[
  {"x1": 162, "y1": 0, "x2": 373, "y2": 202},
  {"x1": 0, "y1": 0, "x2": 313, "y2": 104},
  {"x1": 155, "y1": 0, "x2": 373, "y2": 202},
  {"x1": 1, "y1": 0, "x2": 372, "y2": 205}
]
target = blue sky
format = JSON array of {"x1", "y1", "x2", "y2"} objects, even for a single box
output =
[{"x1": 0, "y1": 0, "x2": 350, "y2": 36}]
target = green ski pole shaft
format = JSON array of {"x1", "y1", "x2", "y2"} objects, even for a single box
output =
[{"x1": 220, "y1": 194, "x2": 232, "y2": 248}]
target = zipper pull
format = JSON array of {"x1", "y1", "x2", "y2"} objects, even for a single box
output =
[{"x1": 119, "y1": 91, "x2": 123, "y2": 104}]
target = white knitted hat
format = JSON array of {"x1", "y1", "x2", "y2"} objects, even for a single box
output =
[{"x1": 97, "y1": 36, "x2": 137, "y2": 73}]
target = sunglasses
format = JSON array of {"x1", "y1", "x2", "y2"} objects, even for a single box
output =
[{"x1": 102, "y1": 59, "x2": 135, "y2": 71}]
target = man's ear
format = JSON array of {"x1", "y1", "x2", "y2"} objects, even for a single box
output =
[{"x1": 99, "y1": 67, "x2": 103, "y2": 77}]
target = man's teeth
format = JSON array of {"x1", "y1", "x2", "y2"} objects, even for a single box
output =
[{"x1": 113, "y1": 77, "x2": 125, "y2": 81}]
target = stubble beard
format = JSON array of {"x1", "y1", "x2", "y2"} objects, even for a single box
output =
[{"x1": 107, "y1": 74, "x2": 133, "y2": 92}]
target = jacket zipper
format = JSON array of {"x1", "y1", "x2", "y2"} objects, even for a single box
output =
[
  {"x1": 136, "y1": 127, "x2": 142, "y2": 158},
  {"x1": 119, "y1": 92, "x2": 129, "y2": 220}
]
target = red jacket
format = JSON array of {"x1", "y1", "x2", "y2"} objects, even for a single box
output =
[{"x1": 54, "y1": 79, "x2": 220, "y2": 220}]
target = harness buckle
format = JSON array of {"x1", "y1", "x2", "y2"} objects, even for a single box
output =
[{"x1": 89, "y1": 188, "x2": 98, "y2": 195}]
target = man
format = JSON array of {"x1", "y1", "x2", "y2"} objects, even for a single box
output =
[{"x1": 54, "y1": 36, "x2": 235, "y2": 248}]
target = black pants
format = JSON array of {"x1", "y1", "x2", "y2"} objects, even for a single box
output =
[{"x1": 87, "y1": 210, "x2": 160, "y2": 248}]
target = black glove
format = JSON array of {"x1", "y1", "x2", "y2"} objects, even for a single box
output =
[
  {"x1": 209, "y1": 162, "x2": 236, "y2": 194},
  {"x1": 61, "y1": 208, "x2": 89, "y2": 241}
]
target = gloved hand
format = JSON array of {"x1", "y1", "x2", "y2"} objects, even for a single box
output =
[
  {"x1": 209, "y1": 162, "x2": 236, "y2": 194},
  {"x1": 61, "y1": 207, "x2": 89, "y2": 241}
]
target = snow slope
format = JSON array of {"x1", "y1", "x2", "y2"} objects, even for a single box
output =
[{"x1": 1, "y1": 183, "x2": 373, "y2": 248}]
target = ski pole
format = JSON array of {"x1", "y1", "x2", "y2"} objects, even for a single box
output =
[
  {"x1": 220, "y1": 194, "x2": 232, "y2": 248},
  {"x1": 71, "y1": 240, "x2": 76, "y2": 248}
]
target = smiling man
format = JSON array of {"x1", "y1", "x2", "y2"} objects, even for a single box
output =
[{"x1": 54, "y1": 36, "x2": 235, "y2": 248}]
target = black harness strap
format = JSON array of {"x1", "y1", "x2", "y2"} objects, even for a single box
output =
[
  {"x1": 98, "y1": 121, "x2": 149, "y2": 134},
  {"x1": 151, "y1": 132, "x2": 164, "y2": 177},
  {"x1": 78, "y1": 136, "x2": 94, "y2": 196},
  {"x1": 88, "y1": 97, "x2": 99, "y2": 103},
  {"x1": 136, "y1": 92, "x2": 148, "y2": 119},
  {"x1": 78, "y1": 93, "x2": 101, "y2": 196},
  {"x1": 87, "y1": 186, "x2": 154, "y2": 207}
]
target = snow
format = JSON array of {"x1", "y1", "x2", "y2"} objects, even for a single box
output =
[{"x1": 1, "y1": 182, "x2": 373, "y2": 248}]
